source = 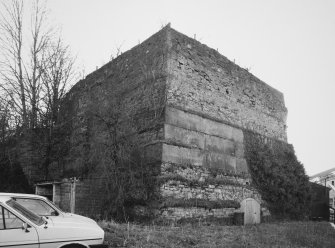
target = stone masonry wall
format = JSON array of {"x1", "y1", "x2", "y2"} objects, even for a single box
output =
[
  {"x1": 43, "y1": 26, "x2": 287, "y2": 220},
  {"x1": 163, "y1": 107, "x2": 247, "y2": 174},
  {"x1": 157, "y1": 27, "x2": 284, "y2": 220},
  {"x1": 161, "y1": 207, "x2": 236, "y2": 220},
  {"x1": 48, "y1": 27, "x2": 173, "y2": 218},
  {"x1": 166, "y1": 28, "x2": 287, "y2": 142},
  {"x1": 159, "y1": 161, "x2": 262, "y2": 220},
  {"x1": 57, "y1": 27, "x2": 170, "y2": 177},
  {"x1": 161, "y1": 27, "x2": 287, "y2": 181}
]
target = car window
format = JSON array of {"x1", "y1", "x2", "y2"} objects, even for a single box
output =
[
  {"x1": 15, "y1": 198, "x2": 57, "y2": 216},
  {"x1": 0, "y1": 207, "x2": 4, "y2": 229},
  {"x1": 6, "y1": 200, "x2": 44, "y2": 226},
  {"x1": 46, "y1": 199, "x2": 63, "y2": 213},
  {"x1": 0, "y1": 206, "x2": 24, "y2": 229}
]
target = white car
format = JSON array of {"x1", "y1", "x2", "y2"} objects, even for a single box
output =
[
  {"x1": 0, "y1": 195, "x2": 107, "y2": 248},
  {"x1": 0, "y1": 193, "x2": 95, "y2": 224}
]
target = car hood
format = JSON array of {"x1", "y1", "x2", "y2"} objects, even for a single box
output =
[
  {"x1": 39, "y1": 216, "x2": 105, "y2": 244},
  {"x1": 61, "y1": 212, "x2": 97, "y2": 224},
  {"x1": 48, "y1": 215, "x2": 100, "y2": 229}
]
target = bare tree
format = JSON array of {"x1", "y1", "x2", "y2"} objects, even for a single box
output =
[
  {"x1": 0, "y1": 0, "x2": 77, "y2": 180},
  {"x1": 38, "y1": 37, "x2": 76, "y2": 178},
  {"x1": 0, "y1": 97, "x2": 10, "y2": 145},
  {"x1": 0, "y1": 91, "x2": 19, "y2": 165},
  {"x1": 0, "y1": 0, "x2": 27, "y2": 128},
  {"x1": 41, "y1": 38, "x2": 76, "y2": 127},
  {"x1": 0, "y1": 0, "x2": 76, "y2": 131},
  {"x1": 25, "y1": 0, "x2": 51, "y2": 128}
]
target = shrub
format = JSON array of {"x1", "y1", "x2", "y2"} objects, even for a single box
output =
[{"x1": 243, "y1": 130, "x2": 311, "y2": 220}]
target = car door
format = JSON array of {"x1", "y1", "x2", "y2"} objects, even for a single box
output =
[{"x1": 0, "y1": 206, "x2": 39, "y2": 248}]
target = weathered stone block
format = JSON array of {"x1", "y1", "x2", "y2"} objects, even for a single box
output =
[
  {"x1": 204, "y1": 153, "x2": 236, "y2": 172},
  {"x1": 166, "y1": 107, "x2": 243, "y2": 142},
  {"x1": 165, "y1": 124, "x2": 205, "y2": 149},
  {"x1": 236, "y1": 158, "x2": 249, "y2": 174},
  {"x1": 162, "y1": 144, "x2": 203, "y2": 166}
]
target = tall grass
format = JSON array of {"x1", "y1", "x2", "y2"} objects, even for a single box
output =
[
  {"x1": 99, "y1": 220, "x2": 335, "y2": 248},
  {"x1": 284, "y1": 222, "x2": 335, "y2": 247}
]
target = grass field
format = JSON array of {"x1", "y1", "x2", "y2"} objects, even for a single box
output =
[{"x1": 100, "y1": 220, "x2": 335, "y2": 248}]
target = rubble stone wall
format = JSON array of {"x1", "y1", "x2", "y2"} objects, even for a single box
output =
[
  {"x1": 161, "y1": 182, "x2": 260, "y2": 203},
  {"x1": 57, "y1": 27, "x2": 170, "y2": 176},
  {"x1": 158, "y1": 27, "x2": 286, "y2": 220},
  {"x1": 166, "y1": 28, "x2": 287, "y2": 142},
  {"x1": 158, "y1": 161, "x2": 262, "y2": 221},
  {"x1": 161, "y1": 207, "x2": 236, "y2": 220}
]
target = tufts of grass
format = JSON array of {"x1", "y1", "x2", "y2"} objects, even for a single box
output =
[
  {"x1": 158, "y1": 173, "x2": 243, "y2": 187},
  {"x1": 284, "y1": 221, "x2": 335, "y2": 247},
  {"x1": 100, "y1": 221, "x2": 335, "y2": 248},
  {"x1": 160, "y1": 197, "x2": 240, "y2": 209}
]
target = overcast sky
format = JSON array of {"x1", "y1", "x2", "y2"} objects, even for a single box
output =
[{"x1": 9, "y1": 0, "x2": 335, "y2": 176}]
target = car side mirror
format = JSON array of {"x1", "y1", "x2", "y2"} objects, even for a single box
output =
[
  {"x1": 51, "y1": 210, "x2": 59, "y2": 216},
  {"x1": 22, "y1": 223, "x2": 30, "y2": 233},
  {"x1": 42, "y1": 217, "x2": 48, "y2": 229}
]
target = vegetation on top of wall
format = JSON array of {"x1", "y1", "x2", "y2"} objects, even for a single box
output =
[
  {"x1": 161, "y1": 197, "x2": 240, "y2": 209},
  {"x1": 158, "y1": 173, "x2": 245, "y2": 188},
  {"x1": 163, "y1": 162, "x2": 250, "y2": 181},
  {"x1": 207, "y1": 166, "x2": 250, "y2": 179},
  {"x1": 243, "y1": 130, "x2": 311, "y2": 220}
]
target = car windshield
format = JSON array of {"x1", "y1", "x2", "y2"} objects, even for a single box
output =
[
  {"x1": 14, "y1": 198, "x2": 60, "y2": 216},
  {"x1": 45, "y1": 198, "x2": 63, "y2": 213},
  {"x1": 6, "y1": 199, "x2": 44, "y2": 226}
]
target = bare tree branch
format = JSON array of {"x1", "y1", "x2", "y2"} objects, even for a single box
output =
[{"x1": 0, "y1": 0, "x2": 27, "y2": 128}]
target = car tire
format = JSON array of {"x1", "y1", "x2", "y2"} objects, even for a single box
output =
[{"x1": 61, "y1": 244, "x2": 87, "y2": 248}]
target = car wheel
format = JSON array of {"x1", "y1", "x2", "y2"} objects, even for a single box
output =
[{"x1": 61, "y1": 244, "x2": 87, "y2": 248}]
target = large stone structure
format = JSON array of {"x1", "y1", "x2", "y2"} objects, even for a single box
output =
[{"x1": 35, "y1": 25, "x2": 288, "y2": 221}]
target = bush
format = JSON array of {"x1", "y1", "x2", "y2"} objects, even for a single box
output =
[
  {"x1": 0, "y1": 159, "x2": 32, "y2": 193},
  {"x1": 243, "y1": 130, "x2": 311, "y2": 220}
]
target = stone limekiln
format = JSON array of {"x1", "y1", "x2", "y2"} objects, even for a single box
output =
[{"x1": 40, "y1": 25, "x2": 288, "y2": 221}]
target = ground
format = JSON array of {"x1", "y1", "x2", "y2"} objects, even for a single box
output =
[{"x1": 100, "y1": 221, "x2": 335, "y2": 248}]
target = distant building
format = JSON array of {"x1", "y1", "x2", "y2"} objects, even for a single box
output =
[{"x1": 310, "y1": 168, "x2": 335, "y2": 208}]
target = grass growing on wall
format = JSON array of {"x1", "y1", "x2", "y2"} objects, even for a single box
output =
[
  {"x1": 161, "y1": 197, "x2": 240, "y2": 209},
  {"x1": 243, "y1": 130, "x2": 311, "y2": 220},
  {"x1": 158, "y1": 174, "x2": 243, "y2": 187}
]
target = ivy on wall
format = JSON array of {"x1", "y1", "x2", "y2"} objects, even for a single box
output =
[{"x1": 243, "y1": 130, "x2": 311, "y2": 220}]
